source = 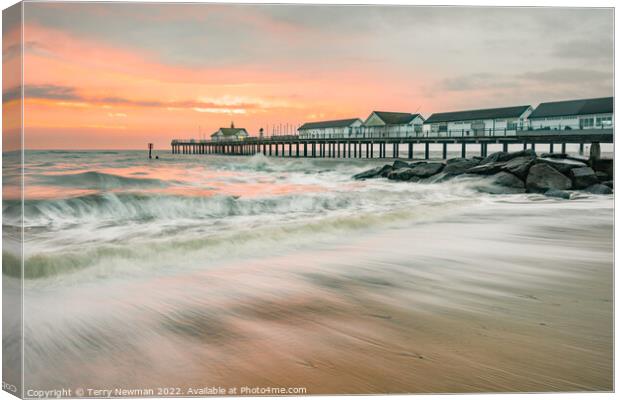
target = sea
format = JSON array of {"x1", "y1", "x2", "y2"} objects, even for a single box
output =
[{"x1": 1, "y1": 148, "x2": 613, "y2": 393}]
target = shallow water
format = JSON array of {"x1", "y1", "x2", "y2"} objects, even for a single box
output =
[{"x1": 3, "y1": 150, "x2": 613, "y2": 393}]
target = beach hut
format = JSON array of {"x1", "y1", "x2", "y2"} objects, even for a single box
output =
[
  {"x1": 297, "y1": 118, "x2": 363, "y2": 139},
  {"x1": 362, "y1": 111, "x2": 425, "y2": 138},
  {"x1": 528, "y1": 97, "x2": 613, "y2": 130},
  {"x1": 424, "y1": 105, "x2": 532, "y2": 137}
]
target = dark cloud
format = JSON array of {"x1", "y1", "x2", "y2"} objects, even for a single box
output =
[
  {"x1": 519, "y1": 68, "x2": 612, "y2": 84},
  {"x1": 25, "y1": 84, "x2": 80, "y2": 100},
  {"x1": 438, "y1": 73, "x2": 519, "y2": 92},
  {"x1": 552, "y1": 38, "x2": 613, "y2": 61},
  {"x1": 19, "y1": 84, "x2": 271, "y2": 111}
]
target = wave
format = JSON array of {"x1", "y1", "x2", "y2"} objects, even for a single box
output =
[
  {"x1": 4, "y1": 191, "x2": 378, "y2": 227},
  {"x1": 33, "y1": 171, "x2": 170, "y2": 190},
  {"x1": 6, "y1": 199, "x2": 472, "y2": 280}
]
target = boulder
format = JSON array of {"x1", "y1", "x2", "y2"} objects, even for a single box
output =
[
  {"x1": 526, "y1": 163, "x2": 572, "y2": 192},
  {"x1": 380, "y1": 165, "x2": 394, "y2": 177},
  {"x1": 544, "y1": 189, "x2": 572, "y2": 200},
  {"x1": 443, "y1": 159, "x2": 480, "y2": 176},
  {"x1": 410, "y1": 162, "x2": 444, "y2": 178},
  {"x1": 466, "y1": 162, "x2": 506, "y2": 175},
  {"x1": 602, "y1": 180, "x2": 613, "y2": 189},
  {"x1": 585, "y1": 184, "x2": 612, "y2": 195},
  {"x1": 540, "y1": 153, "x2": 589, "y2": 163},
  {"x1": 446, "y1": 157, "x2": 468, "y2": 164},
  {"x1": 392, "y1": 160, "x2": 410, "y2": 169},
  {"x1": 353, "y1": 166, "x2": 389, "y2": 180},
  {"x1": 591, "y1": 159, "x2": 613, "y2": 178},
  {"x1": 488, "y1": 172, "x2": 525, "y2": 192},
  {"x1": 595, "y1": 171, "x2": 610, "y2": 181},
  {"x1": 535, "y1": 157, "x2": 587, "y2": 175},
  {"x1": 480, "y1": 151, "x2": 509, "y2": 165},
  {"x1": 502, "y1": 156, "x2": 535, "y2": 179},
  {"x1": 570, "y1": 167, "x2": 598, "y2": 189},
  {"x1": 387, "y1": 167, "x2": 416, "y2": 181},
  {"x1": 505, "y1": 149, "x2": 537, "y2": 160}
]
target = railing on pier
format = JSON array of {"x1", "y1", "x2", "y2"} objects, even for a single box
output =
[{"x1": 172, "y1": 124, "x2": 613, "y2": 144}]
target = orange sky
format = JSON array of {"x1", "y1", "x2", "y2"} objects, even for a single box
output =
[{"x1": 2, "y1": 3, "x2": 613, "y2": 149}]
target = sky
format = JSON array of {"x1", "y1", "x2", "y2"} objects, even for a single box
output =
[{"x1": 3, "y1": 3, "x2": 614, "y2": 149}]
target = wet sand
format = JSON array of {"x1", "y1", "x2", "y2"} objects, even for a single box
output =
[{"x1": 179, "y1": 202, "x2": 612, "y2": 394}]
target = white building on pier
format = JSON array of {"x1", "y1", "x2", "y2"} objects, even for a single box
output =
[
  {"x1": 424, "y1": 105, "x2": 532, "y2": 137},
  {"x1": 298, "y1": 118, "x2": 363, "y2": 139},
  {"x1": 211, "y1": 122, "x2": 249, "y2": 142},
  {"x1": 527, "y1": 97, "x2": 613, "y2": 131},
  {"x1": 362, "y1": 111, "x2": 425, "y2": 138}
]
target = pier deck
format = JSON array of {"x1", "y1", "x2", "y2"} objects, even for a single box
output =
[{"x1": 171, "y1": 128, "x2": 613, "y2": 159}]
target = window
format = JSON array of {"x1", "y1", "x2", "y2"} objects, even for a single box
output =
[
  {"x1": 581, "y1": 118, "x2": 594, "y2": 128},
  {"x1": 596, "y1": 116, "x2": 612, "y2": 126},
  {"x1": 438, "y1": 123, "x2": 448, "y2": 133}
]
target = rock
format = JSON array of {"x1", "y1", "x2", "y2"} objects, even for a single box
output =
[
  {"x1": 443, "y1": 159, "x2": 480, "y2": 176},
  {"x1": 466, "y1": 162, "x2": 506, "y2": 175},
  {"x1": 502, "y1": 156, "x2": 535, "y2": 179},
  {"x1": 387, "y1": 167, "x2": 415, "y2": 181},
  {"x1": 353, "y1": 166, "x2": 388, "y2": 180},
  {"x1": 540, "y1": 153, "x2": 589, "y2": 163},
  {"x1": 544, "y1": 189, "x2": 572, "y2": 199},
  {"x1": 526, "y1": 164, "x2": 572, "y2": 192},
  {"x1": 585, "y1": 184, "x2": 612, "y2": 195},
  {"x1": 446, "y1": 157, "x2": 468, "y2": 164},
  {"x1": 591, "y1": 159, "x2": 613, "y2": 178},
  {"x1": 570, "y1": 167, "x2": 598, "y2": 189},
  {"x1": 488, "y1": 172, "x2": 525, "y2": 193},
  {"x1": 595, "y1": 171, "x2": 610, "y2": 181},
  {"x1": 505, "y1": 149, "x2": 537, "y2": 160},
  {"x1": 584, "y1": 184, "x2": 612, "y2": 195},
  {"x1": 380, "y1": 165, "x2": 394, "y2": 177},
  {"x1": 535, "y1": 157, "x2": 587, "y2": 175},
  {"x1": 602, "y1": 180, "x2": 613, "y2": 189},
  {"x1": 475, "y1": 172, "x2": 525, "y2": 194},
  {"x1": 392, "y1": 160, "x2": 410, "y2": 169},
  {"x1": 410, "y1": 162, "x2": 444, "y2": 178},
  {"x1": 480, "y1": 151, "x2": 509, "y2": 165}
]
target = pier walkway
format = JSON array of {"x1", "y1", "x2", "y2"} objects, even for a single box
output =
[{"x1": 171, "y1": 128, "x2": 613, "y2": 159}]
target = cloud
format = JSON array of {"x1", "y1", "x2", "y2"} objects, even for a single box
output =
[
  {"x1": 438, "y1": 73, "x2": 518, "y2": 92},
  {"x1": 25, "y1": 84, "x2": 80, "y2": 100},
  {"x1": 22, "y1": 84, "x2": 285, "y2": 114},
  {"x1": 518, "y1": 68, "x2": 612, "y2": 84},
  {"x1": 552, "y1": 38, "x2": 613, "y2": 61}
]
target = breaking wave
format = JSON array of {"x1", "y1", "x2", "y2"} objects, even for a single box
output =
[{"x1": 34, "y1": 171, "x2": 171, "y2": 190}]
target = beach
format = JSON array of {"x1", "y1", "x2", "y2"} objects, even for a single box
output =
[{"x1": 3, "y1": 150, "x2": 613, "y2": 394}]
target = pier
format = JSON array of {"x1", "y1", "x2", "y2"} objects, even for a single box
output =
[{"x1": 171, "y1": 128, "x2": 613, "y2": 159}]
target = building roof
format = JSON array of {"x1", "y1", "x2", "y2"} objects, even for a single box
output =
[
  {"x1": 370, "y1": 111, "x2": 423, "y2": 125},
  {"x1": 529, "y1": 97, "x2": 613, "y2": 119},
  {"x1": 425, "y1": 105, "x2": 531, "y2": 124},
  {"x1": 298, "y1": 118, "x2": 362, "y2": 130},
  {"x1": 211, "y1": 127, "x2": 247, "y2": 137}
]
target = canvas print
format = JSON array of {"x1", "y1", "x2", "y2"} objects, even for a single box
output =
[{"x1": 2, "y1": 1, "x2": 614, "y2": 398}]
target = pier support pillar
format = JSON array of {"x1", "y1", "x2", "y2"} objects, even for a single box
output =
[
  {"x1": 561, "y1": 143, "x2": 566, "y2": 154},
  {"x1": 502, "y1": 143, "x2": 508, "y2": 153},
  {"x1": 590, "y1": 142, "x2": 601, "y2": 161},
  {"x1": 424, "y1": 143, "x2": 430, "y2": 160},
  {"x1": 549, "y1": 143, "x2": 554, "y2": 153},
  {"x1": 579, "y1": 143, "x2": 585, "y2": 155},
  {"x1": 442, "y1": 143, "x2": 447, "y2": 160},
  {"x1": 408, "y1": 143, "x2": 413, "y2": 159},
  {"x1": 461, "y1": 143, "x2": 466, "y2": 158},
  {"x1": 531, "y1": 143, "x2": 536, "y2": 152},
  {"x1": 523, "y1": 143, "x2": 527, "y2": 151}
]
